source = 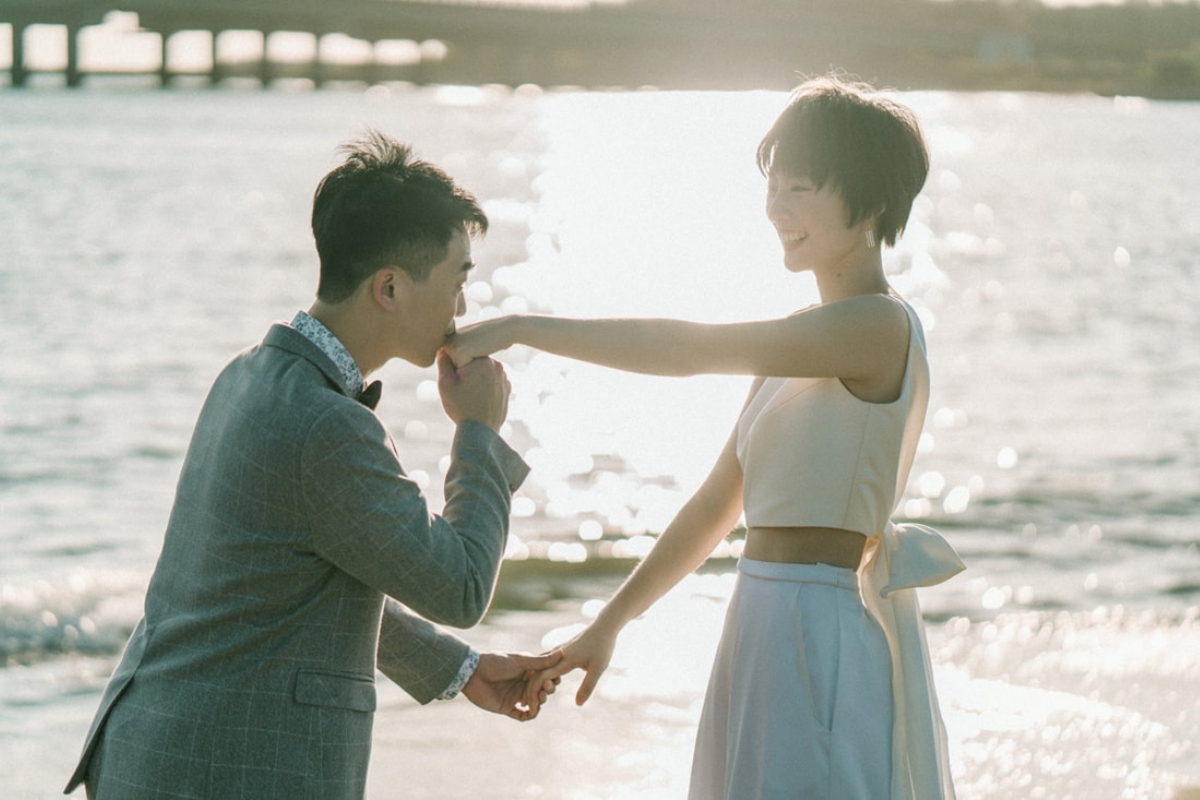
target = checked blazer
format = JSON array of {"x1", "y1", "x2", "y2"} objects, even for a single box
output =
[{"x1": 65, "y1": 322, "x2": 529, "y2": 799}]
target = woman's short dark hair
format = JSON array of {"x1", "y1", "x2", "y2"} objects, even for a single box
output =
[
  {"x1": 756, "y1": 75, "x2": 929, "y2": 247},
  {"x1": 311, "y1": 131, "x2": 488, "y2": 303}
]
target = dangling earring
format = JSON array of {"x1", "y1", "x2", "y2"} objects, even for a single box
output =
[{"x1": 865, "y1": 229, "x2": 877, "y2": 249}]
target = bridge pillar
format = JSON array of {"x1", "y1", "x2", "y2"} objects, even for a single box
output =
[
  {"x1": 10, "y1": 22, "x2": 28, "y2": 87},
  {"x1": 312, "y1": 34, "x2": 325, "y2": 87},
  {"x1": 366, "y1": 41, "x2": 381, "y2": 85},
  {"x1": 159, "y1": 30, "x2": 171, "y2": 87},
  {"x1": 259, "y1": 31, "x2": 272, "y2": 88},
  {"x1": 65, "y1": 22, "x2": 82, "y2": 87},
  {"x1": 210, "y1": 30, "x2": 221, "y2": 86}
]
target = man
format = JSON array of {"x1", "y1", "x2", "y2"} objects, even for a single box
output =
[{"x1": 65, "y1": 131, "x2": 554, "y2": 799}]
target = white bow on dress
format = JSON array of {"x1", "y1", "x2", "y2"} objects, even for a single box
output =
[{"x1": 859, "y1": 522, "x2": 965, "y2": 800}]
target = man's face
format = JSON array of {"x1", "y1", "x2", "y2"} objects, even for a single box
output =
[{"x1": 394, "y1": 228, "x2": 471, "y2": 368}]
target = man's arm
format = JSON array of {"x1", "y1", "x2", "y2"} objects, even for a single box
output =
[
  {"x1": 376, "y1": 598, "x2": 473, "y2": 704},
  {"x1": 305, "y1": 352, "x2": 527, "y2": 702},
  {"x1": 377, "y1": 601, "x2": 561, "y2": 718},
  {"x1": 303, "y1": 354, "x2": 526, "y2": 630},
  {"x1": 302, "y1": 410, "x2": 528, "y2": 630}
]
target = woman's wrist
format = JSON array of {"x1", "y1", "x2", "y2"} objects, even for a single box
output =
[{"x1": 590, "y1": 604, "x2": 630, "y2": 638}]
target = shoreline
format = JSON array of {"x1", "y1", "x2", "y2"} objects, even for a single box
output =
[
  {"x1": 1, "y1": 71, "x2": 1197, "y2": 102},
  {"x1": 378, "y1": 592, "x2": 1200, "y2": 799},
  {"x1": 6, "y1": 594, "x2": 1198, "y2": 799}
]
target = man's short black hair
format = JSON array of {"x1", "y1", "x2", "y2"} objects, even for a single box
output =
[{"x1": 311, "y1": 131, "x2": 488, "y2": 303}]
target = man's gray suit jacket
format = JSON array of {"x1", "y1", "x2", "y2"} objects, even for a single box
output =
[{"x1": 65, "y1": 323, "x2": 529, "y2": 799}]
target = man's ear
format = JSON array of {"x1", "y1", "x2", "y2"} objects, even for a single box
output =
[{"x1": 371, "y1": 267, "x2": 411, "y2": 311}]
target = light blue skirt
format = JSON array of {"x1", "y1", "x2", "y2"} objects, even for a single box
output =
[{"x1": 688, "y1": 558, "x2": 893, "y2": 800}]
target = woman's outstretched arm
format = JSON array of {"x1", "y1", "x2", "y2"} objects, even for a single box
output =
[
  {"x1": 446, "y1": 293, "x2": 909, "y2": 382},
  {"x1": 527, "y1": 410, "x2": 748, "y2": 707}
]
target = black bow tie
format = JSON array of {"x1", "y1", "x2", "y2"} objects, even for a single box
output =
[{"x1": 358, "y1": 380, "x2": 383, "y2": 410}]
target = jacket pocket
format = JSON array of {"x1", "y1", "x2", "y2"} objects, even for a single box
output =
[{"x1": 294, "y1": 668, "x2": 377, "y2": 712}]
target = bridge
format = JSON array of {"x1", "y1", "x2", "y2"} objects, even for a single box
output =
[
  {"x1": 0, "y1": 0, "x2": 999, "y2": 90},
  {"x1": 2, "y1": 0, "x2": 1199, "y2": 94}
]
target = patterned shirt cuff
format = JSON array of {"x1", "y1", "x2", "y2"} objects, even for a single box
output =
[{"x1": 438, "y1": 649, "x2": 479, "y2": 701}]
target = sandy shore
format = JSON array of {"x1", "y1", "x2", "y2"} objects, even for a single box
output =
[
  {"x1": 366, "y1": 590, "x2": 722, "y2": 800},
  {"x1": 369, "y1": 674, "x2": 700, "y2": 800},
  {"x1": 32, "y1": 577, "x2": 1200, "y2": 799}
]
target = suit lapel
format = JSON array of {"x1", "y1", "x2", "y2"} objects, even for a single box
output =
[{"x1": 262, "y1": 323, "x2": 359, "y2": 402}]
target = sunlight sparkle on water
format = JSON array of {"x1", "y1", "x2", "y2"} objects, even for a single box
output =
[
  {"x1": 943, "y1": 485, "x2": 971, "y2": 514},
  {"x1": 467, "y1": 91, "x2": 830, "y2": 525},
  {"x1": 458, "y1": 87, "x2": 983, "y2": 536},
  {"x1": 997, "y1": 446, "x2": 1019, "y2": 469},
  {"x1": 932, "y1": 608, "x2": 1200, "y2": 798},
  {"x1": 578, "y1": 520, "x2": 603, "y2": 541},
  {"x1": 512, "y1": 497, "x2": 537, "y2": 517}
]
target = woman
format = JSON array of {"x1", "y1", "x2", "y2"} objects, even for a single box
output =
[{"x1": 447, "y1": 76, "x2": 963, "y2": 800}]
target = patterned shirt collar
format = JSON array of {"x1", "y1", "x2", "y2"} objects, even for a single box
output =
[{"x1": 290, "y1": 310, "x2": 365, "y2": 394}]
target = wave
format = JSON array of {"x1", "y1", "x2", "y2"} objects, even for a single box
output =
[
  {"x1": 0, "y1": 573, "x2": 145, "y2": 664},
  {"x1": 5, "y1": 523, "x2": 1195, "y2": 667},
  {"x1": 0, "y1": 541, "x2": 723, "y2": 662}
]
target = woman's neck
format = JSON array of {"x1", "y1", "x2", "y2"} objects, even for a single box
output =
[{"x1": 813, "y1": 257, "x2": 890, "y2": 304}]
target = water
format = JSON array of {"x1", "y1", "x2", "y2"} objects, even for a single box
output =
[{"x1": 1, "y1": 83, "x2": 1198, "y2": 798}]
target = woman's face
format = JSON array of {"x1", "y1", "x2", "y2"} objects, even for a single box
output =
[{"x1": 765, "y1": 171, "x2": 864, "y2": 274}]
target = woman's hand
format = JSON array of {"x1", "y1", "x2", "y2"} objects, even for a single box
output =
[
  {"x1": 445, "y1": 317, "x2": 517, "y2": 368},
  {"x1": 463, "y1": 650, "x2": 562, "y2": 721},
  {"x1": 524, "y1": 622, "x2": 618, "y2": 709}
]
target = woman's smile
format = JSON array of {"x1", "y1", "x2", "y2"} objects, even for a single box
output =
[{"x1": 776, "y1": 229, "x2": 808, "y2": 248}]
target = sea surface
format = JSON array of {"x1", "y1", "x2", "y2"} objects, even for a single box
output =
[{"x1": 1, "y1": 82, "x2": 1198, "y2": 798}]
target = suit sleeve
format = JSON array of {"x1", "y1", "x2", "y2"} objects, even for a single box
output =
[
  {"x1": 302, "y1": 409, "x2": 530, "y2": 631},
  {"x1": 376, "y1": 597, "x2": 473, "y2": 705}
]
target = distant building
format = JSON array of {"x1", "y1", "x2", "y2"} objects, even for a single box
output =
[{"x1": 978, "y1": 32, "x2": 1034, "y2": 65}]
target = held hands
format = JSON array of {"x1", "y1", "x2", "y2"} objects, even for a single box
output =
[
  {"x1": 463, "y1": 651, "x2": 564, "y2": 722},
  {"x1": 444, "y1": 317, "x2": 516, "y2": 368},
  {"x1": 463, "y1": 624, "x2": 618, "y2": 721},
  {"x1": 436, "y1": 349, "x2": 510, "y2": 432},
  {"x1": 523, "y1": 623, "x2": 617, "y2": 710}
]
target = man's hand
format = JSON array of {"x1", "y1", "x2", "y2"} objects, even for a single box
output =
[
  {"x1": 462, "y1": 651, "x2": 563, "y2": 721},
  {"x1": 437, "y1": 350, "x2": 510, "y2": 432}
]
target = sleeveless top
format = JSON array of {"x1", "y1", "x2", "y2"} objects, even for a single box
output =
[
  {"x1": 733, "y1": 296, "x2": 963, "y2": 799},
  {"x1": 736, "y1": 296, "x2": 929, "y2": 535}
]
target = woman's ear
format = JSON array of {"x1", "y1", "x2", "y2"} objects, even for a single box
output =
[
  {"x1": 860, "y1": 207, "x2": 886, "y2": 246},
  {"x1": 872, "y1": 206, "x2": 887, "y2": 232}
]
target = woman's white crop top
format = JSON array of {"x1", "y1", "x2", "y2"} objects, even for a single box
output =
[{"x1": 736, "y1": 298, "x2": 930, "y2": 536}]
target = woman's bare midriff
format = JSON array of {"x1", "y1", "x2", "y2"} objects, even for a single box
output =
[{"x1": 743, "y1": 526, "x2": 867, "y2": 570}]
